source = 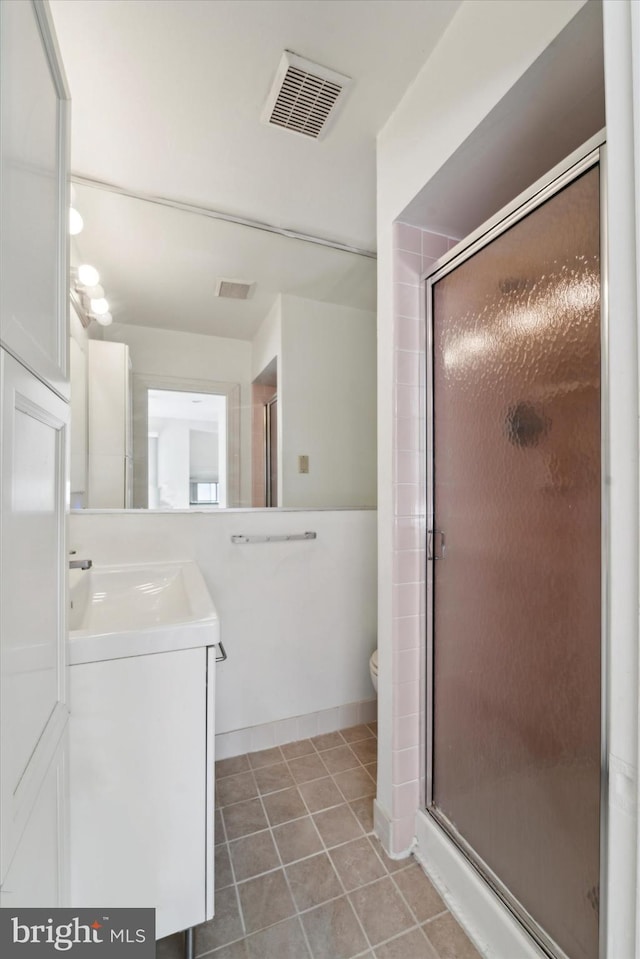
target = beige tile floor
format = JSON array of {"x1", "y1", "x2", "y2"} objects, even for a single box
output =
[{"x1": 157, "y1": 723, "x2": 482, "y2": 959}]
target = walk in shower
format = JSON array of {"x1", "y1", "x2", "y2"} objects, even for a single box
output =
[{"x1": 424, "y1": 146, "x2": 604, "y2": 959}]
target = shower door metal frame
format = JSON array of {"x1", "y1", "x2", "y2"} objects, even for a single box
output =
[
  {"x1": 264, "y1": 394, "x2": 278, "y2": 508},
  {"x1": 422, "y1": 129, "x2": 609, "y2": 959}
]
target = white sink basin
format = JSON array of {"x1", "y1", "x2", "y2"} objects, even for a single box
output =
[{"x1": 68, "y1": 561, "x2": 220, "y2": 665}]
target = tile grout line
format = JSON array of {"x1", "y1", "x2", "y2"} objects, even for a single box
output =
[
  {"x1": 214, "y1": 745, "x2": 336, "y2": 957},
  {"x1": 256, "y1": 777, "x2": 316, "y2": 959},
  {"x1": 310, "y1": 729, "x2": 445, "y2": 958},
  {"x1": 240, "y1": 745, "x2": 372, "y2": 957},
  {"x1": 277, "y1": 736, "x2": 356, "y2": 958},
  {"x1": 205, "y1": 761, "x2": 270, "y2": 957},
  {"x1": 210, "y1": 760, "x2": 275, "y2": 954},
  {"x1": 309, "y1": 784, "x2": 376, "y2": 958},
  {"x1": 282, "y1": 731, "x2": 392, "y2": 959},
  {"x1": 213, "y1": 726, "x2": 376, "y2": 788},
  {"x1": 304, "y1": 751, "x2": 443, "y2": 959},
  {"x1": 209, "y1": 729, "x2": 436, "y2": 959},
  {"x1": 294, "y1": 743, "x2": 374, "y2": 956},
  {"x1": 342, "y1": 829, "x2": 422, "y2": 956},
  {"x1": 219, "y1": 767, "x2": 254, "y2": 945}
]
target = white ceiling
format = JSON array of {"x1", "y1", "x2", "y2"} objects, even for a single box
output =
[
  {"x1": 70, "y1": 182, "x2": 377, "y2": 339},
  {"x1": 148, "y1": 389, "x2": 225, "y2": 423},
  {"x1": 50, "y1": 0, "x2": 462, "y2": 250},
  {"x1": 52, "y1": 0, "x2": 463, "y2": 340},
  {"x1": 50, "y1": 0, "x2": 606, "y2": 343}
]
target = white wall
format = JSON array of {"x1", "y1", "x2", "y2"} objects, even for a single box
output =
[
  {"x1": 377, "y1": 0, "x2": 588, "y2": 228},
  {"x1": 280, "y1": 295, "x2": 377, "y2": 508},
  {"x1": 251, "y1": 296, "x2": 281, "y2": 382},
  {"x1": 69, "y1": 508, "x2": 377, "y2": 741},
  {"x1": 104, "y1": 322, "x2": 251, "y2": 383},
  {"x1": 157, "y1": 420, "x2": 190, "y2": 508}
]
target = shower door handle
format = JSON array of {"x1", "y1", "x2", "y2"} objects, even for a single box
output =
[{"x1": 428, "y1": 529, "x2": 446, "y2": 561}]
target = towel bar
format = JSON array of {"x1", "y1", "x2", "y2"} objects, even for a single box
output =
[{"x1": 230, "y1": 531, "x2": 317, "y2": 544}]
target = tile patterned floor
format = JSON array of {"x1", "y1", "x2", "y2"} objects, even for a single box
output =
[{"x1": 157, "y1": 724, "x2": 482, "y2": 959}]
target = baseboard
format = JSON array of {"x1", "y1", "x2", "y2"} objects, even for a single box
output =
[
  {"x1": 215, "y1": 698, "x2": 378, "y2": 759},
  {"x1": 373, "y1": 798, "x2": 416, "y2": 860},
  {"x1": 373, "y1": 798, "x2": 392, "y2": 851},
  {"x1": 415, "y1": 809, "x2": 547, "y2": 959}
]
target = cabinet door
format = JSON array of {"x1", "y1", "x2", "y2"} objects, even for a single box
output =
[
  {"x1": 0, "y1": 729, "x2": 69, "y2": 908},
  {"x1": 70, "y1": 648, "x2": 207, "y2": 938},
  {"x1": 0, "y1": 349, "x2": 69, "y2": 885},
  {"x1": 0, "y1": 0, "x2": 70, "y2": 398}
]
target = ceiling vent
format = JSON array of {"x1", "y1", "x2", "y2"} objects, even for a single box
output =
[
  {"x1": 215, "y1": 278, "x2": 256, "y2": 300},
  {"x1": 262, "y1": 51, "x2": 351, "y2": 140}
]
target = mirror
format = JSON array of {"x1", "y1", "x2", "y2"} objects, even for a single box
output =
[{"x1": 69, "y1": 181, "x2": 377, "y2": 510}]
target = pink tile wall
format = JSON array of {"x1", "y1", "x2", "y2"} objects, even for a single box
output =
[{"x1": 390, "y1": 221, "x2": 458, "y2": 853}]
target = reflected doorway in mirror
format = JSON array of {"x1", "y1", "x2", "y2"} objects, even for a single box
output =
[
  {"x1": 146, "y1": 388, "x2": 227, "y2": 509},
  {"x1": 132, "y1": 374, "x2": 241, "y2": 509}
]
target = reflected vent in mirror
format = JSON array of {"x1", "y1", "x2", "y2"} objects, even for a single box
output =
[
  {"x1": 214, "y1": 278, "x2": 255, "y2": 300},
  {"x1": 262, "y1": 51, "x2": 351, "y2": 140}
]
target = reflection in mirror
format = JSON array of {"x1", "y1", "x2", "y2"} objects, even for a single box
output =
[
  {"x1": 131, "y1": 373, "x2": 240, "y2": 510},
  {"x1": 69, "y1": 182, "x2": 377, "y2": 510},
  {"x1": 147, "y1": 390, "x2": 226, "y2": 510}
]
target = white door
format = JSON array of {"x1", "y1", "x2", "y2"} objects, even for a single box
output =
[
  {"x1": 0, "y1": 0, "x2": 70, "y2": 399},
  {"x1": 0, "y1": 0, "x2": 70, "y2": 906}
]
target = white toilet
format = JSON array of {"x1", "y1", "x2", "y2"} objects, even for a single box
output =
[{"x1": 369, "y1": 649, "x2": 378, "y2": 693}]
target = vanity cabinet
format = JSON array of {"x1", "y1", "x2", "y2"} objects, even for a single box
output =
[
  {"x1": 69, "y1": 645, "x2": 216, "y2": 938},
  {"x1": 87, "y1": 340, "x2": 132, "y2": 508}
]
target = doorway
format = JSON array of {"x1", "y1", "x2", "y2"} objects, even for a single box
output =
[
  {"x1": 251, "y1": 359, "x2": 278, "y2": 507},
  {"x1": 425, "y1": 153, "x2": 603, "y2": 959},
  {"x1": 146, "y1": 389, "x2": 227, "y2": 509},
  {"x1": 264, "y1": 394, "x2": 278, "y2": 507}
]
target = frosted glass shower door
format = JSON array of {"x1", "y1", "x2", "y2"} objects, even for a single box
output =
[{"x1": 429, "y1": 165, "x2": 601, "y2": 959}]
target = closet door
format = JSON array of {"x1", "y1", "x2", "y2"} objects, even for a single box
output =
[
  {"x1": 0, "y1": 0, "x2": 70, "y2": 906},
  {"x1": 0, "y1": 350, "x2": 69, "y2": 890},
  {"x1": 0, "y1": 0, "x2": 70, "y2": 398}
]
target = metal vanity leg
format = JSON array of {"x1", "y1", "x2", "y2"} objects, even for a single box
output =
[{"x1": 184, "y1": 927, "x2": 195, "y2": 959}]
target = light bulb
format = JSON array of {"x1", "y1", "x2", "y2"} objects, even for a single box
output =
[
  {"x1": 77, "y1": 263, "x2": 99, "y2": 287},
  {"x1": 69, "y1": 208, "x2": 84, "y2": 235},
  {"x1": 94, "y1": 311, "x2": 113, "y2": 327},
  {"x1": 90, "y1": 297, "x2": 109, "y2": 315},
  {"x1": 85, "y1": 284, "x2": 105, "y2": 299}
]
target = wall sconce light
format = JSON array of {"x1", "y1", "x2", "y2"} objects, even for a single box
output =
[
  {"x1": 90, "y1": 296, "x2": 110, "y2": 316},
  {"x1": 77, "y1": 263, "x2": 99, "y2": 287},
  {"x1": 69, "y1": 207, "x2": 84, "y2": 235},
  {"x1": 71, "y1": 264, "x2": 113, "y2": 327}
]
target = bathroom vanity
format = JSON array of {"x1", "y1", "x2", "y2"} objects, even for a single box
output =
[{"x1": 68, "y1": 562, "x2": 219, "y2": 938}]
